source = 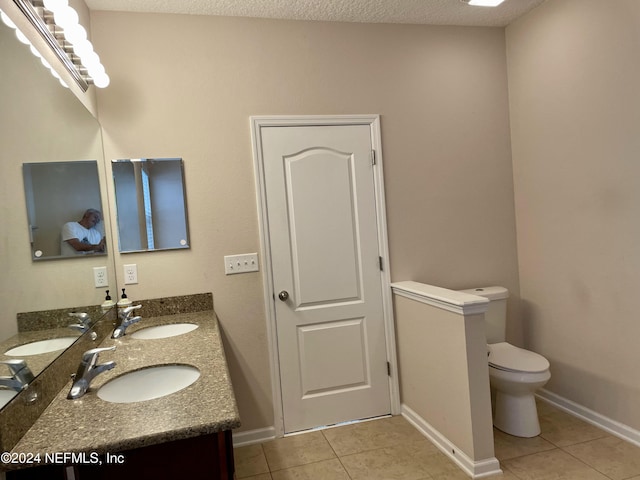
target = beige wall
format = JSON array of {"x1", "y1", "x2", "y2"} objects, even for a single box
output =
[
  {"x1": 90, "y1": 12, "x2": 518, "y2": 432},
  {"x1": 507, "y1": 0, "x2": 640, "y2": 430}
]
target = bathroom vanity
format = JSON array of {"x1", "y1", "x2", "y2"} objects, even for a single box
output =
[{"x1": 3, "y1": 305, "x2": 240, "y2": 480}]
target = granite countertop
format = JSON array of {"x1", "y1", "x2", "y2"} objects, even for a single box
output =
[{"x1": 7, "y1": 310, "x2": 240, "y2": 465}]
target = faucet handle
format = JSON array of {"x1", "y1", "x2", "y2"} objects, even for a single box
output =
[
  {"x1": 119, "y1": 304, "x2": 142, "y2": 319},
  {"x1": 81, "y1": 346, "x2": 116, "y2": 365},
  {"x1": 69, "y1": 312, "x2": 91, "y2": 324},
  {"x1": 124, "y1": 315, "x2": 142, "y2": 327},
  {"x1": 0, "y1": 359, "x2": 34, "y2": 386},
  {"x1": 0, "y1": 359, "x2": 28, "y2": 375},
  {"x1": 68, "y1": 323, "x2": 88, "y2": 333}
]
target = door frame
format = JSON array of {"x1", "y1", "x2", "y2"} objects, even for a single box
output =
[{"x1": 250, "y1": 115, "x2": 400, "y2": 437}]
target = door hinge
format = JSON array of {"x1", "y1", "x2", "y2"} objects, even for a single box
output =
[
  {"x1": 387, "y1": 361, "x2": 391, "y2": 376},
  {"x1": 371, "y1": 149, "x2": 376, "y2": 165},
  {"x1": 379, "y1": 256, "x2": 383, "y2": 271}
]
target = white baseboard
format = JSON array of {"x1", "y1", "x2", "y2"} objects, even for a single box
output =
[
  {"x1": 401, "y1": 404, "x2": 502, "y2": 479},
  {"x1": 232, "y1": 426, "x2": 277, "y2": 447},
  {"x1": 536, "y1": 389, "x2": 640, "y2": 448}
]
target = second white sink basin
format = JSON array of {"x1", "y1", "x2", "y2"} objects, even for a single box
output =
[
  {"x1": 5, "y1": 336, "x2": 78, "y2": 356},
  {"x1": 130, "y1": 323, "x2": 198, "y2": 340},
  {"x1": 97, "y1": 364, "x2": 200, "y2": 403}
]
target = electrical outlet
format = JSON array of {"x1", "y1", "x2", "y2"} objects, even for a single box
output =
[
  {"x1": 124, "y1": 264, "x2": 138, "y2": 284},
  {"x1": 224, "y1": 253, "x2": 259, "y2": 275},
  {"x1": 93, "y1": 266, "x2": 108, "y2": 288}
]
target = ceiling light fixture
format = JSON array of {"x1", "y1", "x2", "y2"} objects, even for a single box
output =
[
  {"x1": 5, "y1": 0, "x2": 109, "y2": 91},
  {"x1": 461, "y1": 0, "x2": 506, "y2": 7}
]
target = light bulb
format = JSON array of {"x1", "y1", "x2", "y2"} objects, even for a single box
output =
[
  {"x1": 43, "y1": 0, "x2": 69, "y2": 14},
  {"x1": 73, "y1": 38, "x2": 94, "y2": 58},
  {"x1": 59, "y1": 78, "x2": 69, "y2": 88},
  {"x1": 29, "y1": 44, "x2": 42, "y2": 58},
  {"x1": 467, "y1": 0, "x2": 505, "y2": 6},
  {"x1": 53, "y1": 5, "x2": 79, "y2": 30},
  {"x1": 88, "y1": 62, "x2": 106, "y2": 78},
  {"x1": 93, "y1": 72, "x2": 110, "y2": 89},
  {"x1": 63, "y1": 23, "x2": 86, "y2": 45},
  {"x1": 80, "y1": 51, "x2": 100, "y2": 71},
  {"x1": 15, "y1": 29, "x2": 31, "y2": 45},
  {"x1": 40, "y1": 56, "x2": 51, "y2": 69},
  {"x1": 50, "y1": 67, "x2": 61, "y2": 79},
  {"x1": 1, "y1": 11, "x2": 17, "y2": 29}
]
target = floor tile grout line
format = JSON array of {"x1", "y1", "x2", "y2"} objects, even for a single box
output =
[
  {"x1": 269, "y1": 457, "x2": 350, "y2": 476},
  {"x1": 259, "y1": 442, "x2": 272, "y2": 475},
  {"x1": 500, "y1": 463, "x2": 525, "y2": 480},
  {"x1": 497, "y1": 445, "x2": 561, "y2": 463},
  {"x1": 558, "y1": 444, "x2": 621, "y2": 480},
  {"x1": 539, "y1": 432, "x2": 612, "y2": 450},
  {"x1": 321, "y1": 429, "x2": 355, "y2": 479},
  {"x1": 260, "y1": 432, "x2": 341, "y2": 474},
  {"x1": 234, "y1": 448, "x2": 271, "y2": 479}
]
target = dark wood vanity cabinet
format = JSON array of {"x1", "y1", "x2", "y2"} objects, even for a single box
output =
[{"x1": 6, "y1": 431, "x2": 235, "y2": 480}]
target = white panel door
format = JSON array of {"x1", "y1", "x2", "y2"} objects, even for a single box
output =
[{"x1": 261, "y1": 124, "x2": 391, "y2": 433}]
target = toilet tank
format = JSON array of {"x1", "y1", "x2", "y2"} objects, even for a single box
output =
[{"x1": 458, "y1": 286, "x2": 509, "y2": 344}]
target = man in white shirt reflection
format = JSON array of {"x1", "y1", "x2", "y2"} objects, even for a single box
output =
[{"x1": 60, "y1": 208, "x2": 106, "y2": 255}]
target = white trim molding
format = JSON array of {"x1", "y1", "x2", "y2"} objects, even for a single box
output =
[
  {"x1": 391, "y1": 281, "x2": 490, "y2": 316},
  {"x1": 402, "y1": 405, "x2": 502, "y2": 479},
  {"x1": 537, "y1": 389, "x2": 640, "y2": 448},
  {"x1": 250, "y1": 114, "x2": 400, "y2": 437},
  {"x1": 232, "y1": 427, "x2": 277, "y2": 448}
]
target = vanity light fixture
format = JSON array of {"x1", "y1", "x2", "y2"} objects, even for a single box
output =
[
  {"x1": 1, "y1": 7, "x2": 69, "y2": 87},
  {"x1": 2, "y1": 0, "x2": 109, "y2": 91},
  {"x1": 461, "y1": 0, "x2": 506, "y2": 6}
]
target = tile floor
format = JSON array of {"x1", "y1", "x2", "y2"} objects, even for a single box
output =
[{"x1": 233, "y1": 400, "x2": 640, "y2": 480}]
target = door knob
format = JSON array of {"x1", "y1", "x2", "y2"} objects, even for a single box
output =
[{"x1": 278, "y1": 291, "x2": 289, "y2": 301}]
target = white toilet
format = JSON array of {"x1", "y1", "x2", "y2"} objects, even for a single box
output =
[{"x1": 459, "y1": 286, "x2": 550, "y2": 438}]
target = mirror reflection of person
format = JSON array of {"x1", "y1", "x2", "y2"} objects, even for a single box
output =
[{"x1": 60, "y1": 208, "x2": 106, "y2": 255}]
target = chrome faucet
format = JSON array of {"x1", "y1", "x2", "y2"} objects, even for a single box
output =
[
  {"x1": 69, "y1": 312, "x2": 91, "y2": 323},
  {"x1": 68, "y1": 312, "x2": 91, "y2": 333},
  {"x1": 67, "y1": 346, "x2": 116, "y2": 399},
  {"x1": 68, "y1": 324, "x2": 88, "y2": 334},
  {"x1": 112, "y1": 305, "x2": 142, "y2": 339},
  {"x1": 119, "y1": 304, "x2": 142, "y2": 320},
  {"x1": 0, "y1": 359, "x2": 35, "y2": 391}
]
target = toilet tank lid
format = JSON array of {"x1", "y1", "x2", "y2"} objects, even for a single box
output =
[{"x1": 458, "y1": 286, "x2": 508, "y2": 300}]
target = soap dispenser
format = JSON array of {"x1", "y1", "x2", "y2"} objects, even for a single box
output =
[
  {"x1": 117, "y1": 288, "x2": 132, "y2": 316},
  {"x1": 101, "y1": 290, "x2": 115, "y2": 313}
]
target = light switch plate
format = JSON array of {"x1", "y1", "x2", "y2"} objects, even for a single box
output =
[{"x1": 224, "y1": 253, "x2": 259, "y2": 275}]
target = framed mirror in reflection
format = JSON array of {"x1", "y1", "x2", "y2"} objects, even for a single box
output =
[
  {"x1": 23, "y1": 161, "x2": 107, "y2": 260},
  {"x1": 112, "y1": 158, "x2": 190, "y2": 253}
]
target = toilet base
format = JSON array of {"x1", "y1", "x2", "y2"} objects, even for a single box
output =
[{"x1": 493, "y1": 390, "x2": 540, "y2": 438}]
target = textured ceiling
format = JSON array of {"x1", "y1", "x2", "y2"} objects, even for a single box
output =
[{"x1": 84, "y1": 0, "x2": 547, "y2": 27}]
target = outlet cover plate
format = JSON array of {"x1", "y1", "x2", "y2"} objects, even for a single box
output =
[
  {"x1": 124, "y1": 264, "x2": 138, "y2": 285},
  {"x1": 93, "y1": 266, "x2": 108, "y2": 288}
]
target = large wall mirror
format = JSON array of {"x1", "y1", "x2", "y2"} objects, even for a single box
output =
[
  {"x1": 112, "y1": 158, "x2": 190, "y2": 253},
  {"x1": 23, "y1": 161, "x2": 106, "y2": 260},
  {"x1": 0, "y1": 17, "x2": 115, "y2": 411}
]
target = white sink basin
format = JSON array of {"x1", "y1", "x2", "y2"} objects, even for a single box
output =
[
  {"x1": 5, "y1": 336, "x2": 78, "y2": 356},
  {"x1": 130, "y1": 323, "x2": 198, "y2": 340},
  {"x1": 97, "y1": 364, "x2": 200, "y2": 403},
  {"x1": 0, "y1": 389, "x2": 17, "y2": 409}
]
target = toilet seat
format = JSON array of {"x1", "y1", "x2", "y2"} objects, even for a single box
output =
[{"x1": 488, "y1": 342, "x2": 549, "y2": 374}]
